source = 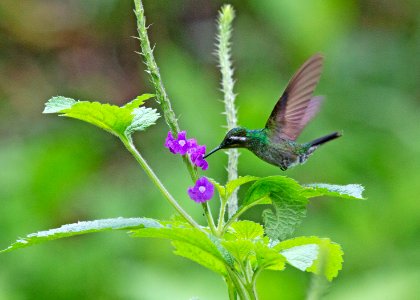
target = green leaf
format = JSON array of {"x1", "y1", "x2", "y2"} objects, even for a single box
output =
[
  {"x1": 225, "y1": 176, "x2": 259, "y2": 199},
  {"x1": 124, "y1": 107, "x2": 160, "y2": 137},
  {"x1": 222, "y1": 239, "x2": 254, "y2": 262},
  {"x1": 303, "y1": 183, "x2": 365, "y2": 200},
  {"x1": 43, "y1": 94, "x2": 159, "y2": 139},
  {"x1": 242, "y1": 176, "x2": 307, "y2": 241},
  {"x1": 229, "y1": 220, "x2": 264, "y2": 240},
  {"x1": 279, "y1": 244, "x2": 319, "y2": 271},
  {"x1": 207, "y1": 178, "x2": 226, "y2": 199},
  {"x1": 1, "y1": 217, "x2": 161, "y2": 253},
  {"x1": 172, "y1": 241, "x2": 227, "y2": 275},
  {"x1": 131, "y1": 225, "x2": 225, "y2": 262},
  {"x1": 123, "y1": 94, "x2": 154, "y2": 110},
  {"x1": 254, "y1": 242, "x2": 286, "y2": 271},
  {"x1": 274, "y1": 236, "x2": 344, "y2": 281},
  {"x1": 43, "y1": 96, "x2": 76, "y2": 113}
]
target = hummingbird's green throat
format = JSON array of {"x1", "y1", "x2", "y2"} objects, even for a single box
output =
[{"x1": 204, "y1": 54, "x2": 341, "y2": 171}]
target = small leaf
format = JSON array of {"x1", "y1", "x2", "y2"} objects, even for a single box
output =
[
  {"x1": 242, "y1": 176, "x2": 307, "y2": 241},
  {"x1": 43, "y1": 96, "x2": 76, "y2": 113},
  {"x1": 208, "y1": 178, "x2": 226, "y2": 199},
  {"x1": 131, "y1": 225, "x2": 224, "y2": 261},
  {"x1": 225, "y1": 176, "x2": 259, "y2": 199},
  {"x1": 61, "y1": 101, "x2": 132, "y2": 136},
  {"x1": 1, "y1": 217, "x2": 161, "y2": 253},
  {"x1": 303, "y1": 183, "x2": 365, "y2": 200},
  {"x1": 123, "y1": 94, "x2": 154, "y2": 110},
  {"x1": 222, "y1": 239, "x2": 254, "y2": 262},
  {"x1": 124, "y1": 107, "x2": 160, "y2": 138},
  {"x1": 280, "y1": 244, "x2": 319, "y2": 271},
  {"x1": 274, "y1": 236, "x2": 344, "y2": 281},
  {"x1": 172, "y1": 241, "x2": 227, "y2": 275},
  {"x1": 229, "y1": 220, "x2": 264, "y2": 240},
  {"x1": 255, "y1": 242, "x2": 286, "y2": 271},
  {"x1": 43, "y1": 94, "x2": 159, "y2": 139}
]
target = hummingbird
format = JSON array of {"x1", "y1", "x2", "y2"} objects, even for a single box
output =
[{"x1": 204, "y1": 53, "x2": 341, "y2": 171}]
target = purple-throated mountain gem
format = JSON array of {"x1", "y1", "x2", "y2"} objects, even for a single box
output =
[{"x1": 204, "y1": 53, "x2": 341, "y2": 171}]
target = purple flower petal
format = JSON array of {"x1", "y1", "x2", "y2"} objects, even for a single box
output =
[
  {"x1": 189, "y1": 145, "x2": 208, "y2": 170},
  {"x1": 164, "y1": 131, "x2": 176, "y2": 153},
  {"x1": 187, "y1": 139, "x2": 198, "y2": 151},
  {"x1": 187, "y1": 177, "x2": 214, "y2": 203},
  {"x1": 164, "y1": 131, "x2": 190, "y2": 155}
]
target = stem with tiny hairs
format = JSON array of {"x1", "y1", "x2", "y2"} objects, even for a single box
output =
[
  {"x1": 216, "y1": 5, "x2": 240, "y2": 218},
  {"x1": 133, "y1": 0, "x2": 217, "y2": 233},
  {"x1": 133, "y1": 0, "x2": 196, "y2": 179},
  {"x1": 121, "y1": 137, "x2": 200, "y2": 229}
]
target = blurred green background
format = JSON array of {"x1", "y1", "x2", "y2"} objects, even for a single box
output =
[{"x1": 1, "y1": 0, "x2": 419, "y2": 299}]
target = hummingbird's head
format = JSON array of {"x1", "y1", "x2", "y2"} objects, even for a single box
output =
[{"x1": 204, "y1": 127, "x2": 248, "y2": 158}]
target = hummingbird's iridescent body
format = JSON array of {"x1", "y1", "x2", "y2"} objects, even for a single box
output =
[{"x1": 204, "y1": 54, "x2": 341, "y2": 170}]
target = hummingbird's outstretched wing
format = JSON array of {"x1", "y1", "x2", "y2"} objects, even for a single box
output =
[{"x1": 265, "y1": 53, "x2": 324, "y2": 141}]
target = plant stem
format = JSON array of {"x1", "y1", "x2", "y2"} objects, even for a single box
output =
[
  {"x1": 226, "y1": 267, "x2": 251, "y2": 300},
  {"x1": 133, "y1": 0, "x2": 198, "y2": 181},
  {"x1": 216, "y1": 197, "x2": 228, "y2": 233},
  {"x1": 217, "y1": 5, "x2": 239, "y2": 218},
  {"x1": 133, "y1": 0, "x2": 179, "y2": 134},
  {"x1": 225, "y1": 275, "x2": 237, "y2": 300},
  {"x1": 134, "y1": 0, "x2": 216, "y2": 230},
  {"x1": 121, "y1": 137, "x2": 200, "y2": 229},
  {"x1": 202, "y1": 202, "x2": 217, "y2": 235},
  {"x1": 222, "y1": 195, "x2": 268, "y2": 235}
]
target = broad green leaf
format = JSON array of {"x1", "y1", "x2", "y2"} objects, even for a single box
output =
[
  {"x1": 61, "y1": 101, "x2": 133, "y2": 136},
  {"x1": 229, "y1": 220, "x2": 264, "y2": 240},
  {"x1": 242, "y1": 176, "x2": 307, "y2": 241},
  {"x1": 124, "y1": 107, "x2": 160, "y2": 137},
  {"x1": 172, "y1": 241, "x2": 227, "y2": 275},
  {"x1": 43, "y1": 94, "x2": 159, "y2": 139},
  {"x1": 123, "y1": 94, "x2": 154, "y2": 110},
  {"x1": 225, "y1": 176, "x2": 259, "y2": 199},
  {"x1": 43, "y1": 96, "x2": 76, "y2": 113},
  {"x1": 303, "y1": 183, "x2": 365, "y2": 200},
  {"x1": 274, "y1": 236, "x2": 344, "y2": 281},
  {"x1": 131, "y1": 226, "x2": 224, "y2": 261},
  {"x1": 254, "y1": 242, "x2": 286, "y2": 271},
  {"x1": 307, "y1": 239, "x2": 343, "y2": 281},
  {"x1": 222, "y1": 239, "x2": 254, "y2": 262},
  {"x1": 280, "y1": 244, "x2": 319, "y2": 271},
  {"x1": 1, "y1": 217, "x2": 161, "y2": 253}
]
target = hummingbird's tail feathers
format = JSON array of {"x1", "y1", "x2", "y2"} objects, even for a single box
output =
[{"x1": 309, "y1": 132, "x2": 341, "y2": 147}]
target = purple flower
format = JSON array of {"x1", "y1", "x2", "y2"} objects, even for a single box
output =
[
  {"x1": 165, "y1": 131, "x2": 190, "y2": 155},
  {"x1": 164, "y1": 130, "x2": 210, "y2": 170},
  {"x1": 188, "y1": 177, "x2": 214, "y2": 203},
  {"x1": 189, "y1": 145, "x2": 208, "y2": 170}
]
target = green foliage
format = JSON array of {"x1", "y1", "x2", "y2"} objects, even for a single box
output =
[
  {"x1": 131, "y1": 221, "x2": 230, "y2": 274},
  {"x1": 1, "y1": 218, "x2": 161, "y2": 253},
  {"x1": 222, "y1": 220, "x2": 286, "y2": 272},
  {"x1": 274, "y1": 236, "x2": 344, "y2": 281},
  {"x1": 303, "y1": 183, "x2": 365, "y2": 200},
  {"x1": 43, "y1": 94, "x2": 158, "y2": 141},
  {"x1": 242, "y1": 176, "x2": 308, "y2": 241},
  {"x1": 226, "y1": 176, "x2": 259, "y2": 200},
  {"x1": 210, "y1": 176, "x2": 259, "y2": 201},
  {"x1": 43, "y1": 96, "x2": 76, "y2": 113},
  {"x1": 172, "y1": 241, "x2": 227, "y2": 275},
  {"x1": 229, "y1": 220, "x2": 264, "y2": 240}
]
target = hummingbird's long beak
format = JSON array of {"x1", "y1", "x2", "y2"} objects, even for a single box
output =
[{"x1": 203, "y1": 146, "x2": 222, "y2": 159}]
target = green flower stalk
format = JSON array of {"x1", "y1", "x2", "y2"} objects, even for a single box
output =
[
  {"x1": 216, "y1": 5, "x2": 240, "y2": 218},
  {"x1": 133, "y1": 0, "x2": 197, "y2": 181}
]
